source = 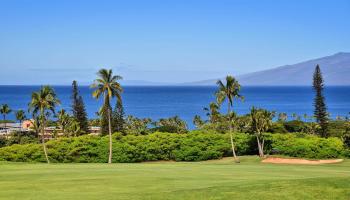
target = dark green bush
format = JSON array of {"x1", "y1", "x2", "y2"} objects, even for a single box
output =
[
  {"x1": 283, "y1": 120, "x2": 306, "y2": 132},
  {"x1": 0, "y1": 143, "x2": 45, "y2": 162},
  {"x1": 342, "y1": 148, "x2": 350, "y2": 158},
  {"x1": 0, "y1": 132, "x2": 253, "y2": 163},
  {"x1": 172, "y1": 131, "x2": 229, "y2": 161},
  {"x1": 328, "y1": 120, "x2": 348, "y2": 137},
  {"x1": 0, "y1": 131, "x2": 346, "y2": 162},
  {"x1": 268, "y1": 122, "x2": 288, "y2": 133},
  {"x1": 266, "y1": 133, "x2": 345, "y2": 159},
  {"x1": 0, "y1": 137, "x2": 6, "y2": 148},
  {"x1": 6, "y1": 131, "x2": 39, "y2": 146}
]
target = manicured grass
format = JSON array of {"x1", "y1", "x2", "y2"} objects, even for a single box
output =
[{"x1": 0, "y1": 156, "x2": 349, "y2": 200}]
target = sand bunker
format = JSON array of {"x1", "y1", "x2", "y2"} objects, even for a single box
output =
[{"x1": 262, "y1": 157, "x2": 343, "y2": 165}]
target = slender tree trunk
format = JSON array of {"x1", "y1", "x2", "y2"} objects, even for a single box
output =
[
  {"x1": 4, "y1": 115, "x2": 8, "y2": 139},
  {"x1": 230, "y1": 132, "x2": 239, "y2": 161},
  {"x1": 255, "y1": 133, "x2": 264, "y2": 157},
  {"x1": 261, "y1": 139, "x2": 265, "y2": 156},
  {"x1": 41, "y1": 119, "x2": 50, "y2": 164},
  {"x1": 228, "y1": 103, "x2": 239, "y2": 163},
  {"x1": 256, "y1": 135, "x2": 262, "y2": 157},
  {"x1": 108, "y1": 108, "x2": 112, "y2": 164}
]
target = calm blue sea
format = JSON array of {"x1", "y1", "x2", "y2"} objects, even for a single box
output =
[{"x1": 0, "y1": 86, "x2": 349, "y2": 128}]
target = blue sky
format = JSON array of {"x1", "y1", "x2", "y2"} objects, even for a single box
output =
[{"x1": 0, "y1": 0, "x2": 349, "y2": 85}]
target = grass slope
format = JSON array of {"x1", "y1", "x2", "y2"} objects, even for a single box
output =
[{"x1": 0, "y1": 156, "x2": 349, "y2": 200}]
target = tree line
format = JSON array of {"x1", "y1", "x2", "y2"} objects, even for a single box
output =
[{"x1": 0, "y1": 65, "x2": 349, "y2": 164}]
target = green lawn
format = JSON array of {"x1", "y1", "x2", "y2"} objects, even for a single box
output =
[{"x1": 0, "y1": 156, "x2": 349, "y2": 200}]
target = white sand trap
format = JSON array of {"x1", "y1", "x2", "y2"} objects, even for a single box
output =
[{"x1": 262, "y1": 157, "x2": 343, "y2": 165}]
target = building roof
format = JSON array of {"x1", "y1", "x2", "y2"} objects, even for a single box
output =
[{"x1": 0, "y1": 123, "x2": 21, "y2": 129}]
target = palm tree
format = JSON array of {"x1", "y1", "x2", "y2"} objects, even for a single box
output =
[
  {"x1": 0, "y1": 104, "x2": 12, "y2": 129},
  {"x1": 303, "y1": 122, "x2": 320, "y2": 135},
  {"x1": 15, "y1": 110, "x2": 26, "y2": 131},
  {"x1": 28, "y1": 86, "x2": 60, "y2": 164},
  {"x1": 193, "y1": 115, "x2": 204, "y2": 129},
  {"x1": 204, "y1": 102, "x2": 221, "y2": 123},
  {"x1": 91, "y1": 69, "x2": 123, "y2": 164},
  {"x1": 67, "y1": 119, "x2": 81, "y2": 137},
  {"x1": 30, "y1": 116, "x2": 41, "y2": 139},
  {"x1": 156, "y1": 116, "x2": 188, "y2": 134},
  {"x1": 249, "y1": 107, "x2": 273, "y2": 157},
  {"x1": 215, "y1": 75, "x2": 244, "y2": 163},
  {"x1": 278, "y1": 112, "x2": 288, "y2": 122},
  {"x1": 57, "y1": 109, "x2": 70, "y2": 137}
]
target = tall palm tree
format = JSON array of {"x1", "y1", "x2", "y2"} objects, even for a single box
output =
[
  {"x1": 216, "y1": 75, "x2": 243, "y2": 163},
  {"x1": 28, "y1": 86, "x2": 60, "y2": 164},
  {"x1": 15, "y1": 110, "x2": 26, "y2": 131},
  {"x1": 91, "y1": 69, "x2": 123, "y2": 164},
  {"x1": 0, "y1": 104, "x2": 12, "y2": 129}
]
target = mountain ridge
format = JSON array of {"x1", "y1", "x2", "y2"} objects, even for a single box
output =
[{"x1": 186, "y1": 52, "x2": 350, "y2": 86}]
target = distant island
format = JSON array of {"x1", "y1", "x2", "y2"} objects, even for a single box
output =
[{"x1": 185, "y1": 52, "x2": 350, "y2": 86}]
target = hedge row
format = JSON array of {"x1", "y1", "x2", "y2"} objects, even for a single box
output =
[
  {"x1": 0, "y1": 131, "x2": 347, "y2": 163},
  {"x1": 266, "y1": 133, "x2": 345, "y2": 159}
]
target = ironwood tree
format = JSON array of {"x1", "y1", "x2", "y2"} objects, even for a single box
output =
[
  {"x1": 71, "y1": 80, "x2": 89, "y2": 135},
  {"x1": 112, "y1": 100, "x2": 125, "y2": 133},
  {"x1": 313, "y1": 65, "x2": 328, "y2": 137}
]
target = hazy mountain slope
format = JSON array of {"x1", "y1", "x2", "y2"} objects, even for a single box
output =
[
  {"x1": 188, "y1": 52, "x2": 350, "y2": 86},
  {"x1": 120, "y1": 80, "x2": 171, "y2": 86}
]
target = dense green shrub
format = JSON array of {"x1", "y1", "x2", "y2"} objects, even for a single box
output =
[
  {"x1": 268, "y1": 122, "x2": 288, "y2": 133},
  {"x1": 6, "y1": 131, "x2": 39, "y2": 146},
  {"x1": 328, "y1": 120, "x2": 349, "y2": 137},
  {"x1": 283, "y1": 120, "x2": 306, "y2": 132},
  {"x1": 0, "y1": 137, "x2": 6, "y2": 148},
  {"x1": 47, "y1": 136, "x2": 108, "y2": 163},
  {"x1": 342, "y1": 148, "x2": 350, "y2": 158},
  {"x1": 0, "y1": 132, "x2": 247, "y2": 163},
  {"x1": 0, "y1": 143, "x2": 45, "y2": 162},
  {"x1": 172, "y1": 132, "x2": 229, "y2": 161},
  {"x1": 266, "y1": 133, "x2": 345, "y2": 159},
  {"x1": 0, "y1": 132, "x2": 347, "y2": 163}
]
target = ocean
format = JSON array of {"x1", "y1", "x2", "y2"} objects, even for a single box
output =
[{"x1": 0, "y1": 86, "x2": 349, "y2": 128}]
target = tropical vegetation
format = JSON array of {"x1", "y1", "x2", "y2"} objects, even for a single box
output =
[
  {"x1": 313, "y1": 64, "x2": 329, "y2": 137},
  {"x1": 0, "y1": 131, "x2": 346, "y2": 163},
  {"x1": 91, "y1": 69, "x2": 123, "y2": 164},
  {"x1": 28, "y1": 86, "x2": 60, "y2": 163},
  {"x1": 0, "y1": 65, "x2": 349, "y2": 163},
  {"x1": 0, "y1": 104, "x2": 12, "y2": 128}
]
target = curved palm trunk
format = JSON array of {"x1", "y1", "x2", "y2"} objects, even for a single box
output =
[
  {"x1": 19, "y1": 120, "x2": 22, "y2": 132},
  {"x1": 3, "y1": 115, "x2": 6, "y2": 128},
  {"x1": 41, "y1": 119, "x2": 50, "y2": 164},
  {"x1": 3, "y1": 115, "x2": 8, "y2": 139},
  {"x1": 108, "y1": 108, "x2": 113, "y2": 164},
  {"x1": 228, "y1": 103, "x2": 239, "y2": 163},
  {"x1": 255, "y1": 132, "x2": 264, "y2": 157}
]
